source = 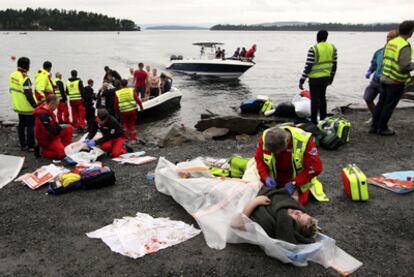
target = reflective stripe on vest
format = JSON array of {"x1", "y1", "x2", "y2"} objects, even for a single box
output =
[
  {"x1": 115, "y1": 88, "x2": 137, "y2": 113},
  {"x1": 66, "y1": 80, "x2": 82, "y2": 101},
  {"x1": 309, "y1": 42, "x2": 335, "y2": 78},
  {"x1": 9, "y1": 70, "x2": 35, "y2": 114},
  {"x1": 382, "y1": 36, "x2": 411, "y2": 83},
  {"x1": 35, "y1": 68, "x2": 53, "y2": 97},
  {"x1": 262, "y1": 126, "x2": 312, "y2": 180},
  {"x1": 53, "y1": 79, "x2": 62, "y2": 100}
]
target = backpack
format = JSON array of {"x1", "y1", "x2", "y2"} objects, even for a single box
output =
[
  {"x1": 240, "y1": 97, "x2": 266, "y2": 113},
  {"x1": 318, "y1": 117, "x2": 351, "y2": 150}
]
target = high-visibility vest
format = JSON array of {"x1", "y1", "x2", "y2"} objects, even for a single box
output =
[
  {"x1": 9, "y1": 70, "x2": 35, "y2": 115},
  {"x1": 115, "y1": 87, "x2": 137, "y2": 113},
  {"x1": 382, "y1": 36, "x2": 412, "y2": 83},
  {"x1": 53, "y1": 78, "x2": 63, "y2": 100},
  {"x1": 262, "y1": 126, "x2": 312, "y2": 180},
  {"x1": 308, "y1": 42, "x2": 336, "y2": 78},
  {"x1": 35, "y1": 68, "x2": 54, "y2": 97},
  {"x1": 66, "y1": 79, "x2": 82, "y2": 101}
]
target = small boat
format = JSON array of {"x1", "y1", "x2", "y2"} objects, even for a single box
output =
[
  {"x1": 137, "y1": 87, "x2": 182, "y2": 120},
  {"x1": 166, "y1": 42, "x2": 255, "y2": 79}
]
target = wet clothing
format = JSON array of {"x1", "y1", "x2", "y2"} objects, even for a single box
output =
[
  {"x1": 103, "y1": 69, "x2": 122, "y2": 83},
  {"x1": 161, "y1": 79, "x2": 172, "y2": 93},
  {"x1": 33, "y1": 105, "x2": 73, "y2": 159},
  {"x1": 250, "y1": 188, "x2": 315, "y2": 244},
  {"x1": 96, "y1": 88, "x2": 116, "y2": 116},
  {"x1": 254, "y1": 130, "x2": 322, "y2": 205}
]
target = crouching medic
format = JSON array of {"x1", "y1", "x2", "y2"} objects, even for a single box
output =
[
  {"x1": 84, "y1": 108, "x2": 128, "y2": 157},
  {"x1": 254, "y1": 126, "x2": 327, "y2": 205},
  {"x1": 33, "y1": 95, "x2": 73, "y2": 159}
]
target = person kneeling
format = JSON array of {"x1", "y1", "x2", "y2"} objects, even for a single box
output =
[
  {"x1": 34, "y1": 95, "x2": 73, "y2": 159},
  {"x1": 242, "y1": 188, "x2": 318, "y2": 244},
  {"x1": 84, "y1": 108, "x2": 128, "y2": 157}
]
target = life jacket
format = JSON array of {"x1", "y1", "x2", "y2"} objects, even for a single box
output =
[
  {"x1": 309, "y1": 42, "x2": 336, "y2": 78},
  {"x1": 9, "y1": 70, "x2": 35, "y2": 115},
  {"x1": 115, "y1": 88, "x2": 137, "y2": 113},
  {"x1": 382, "y1": 36, "x2": 412, "y2": 83}
]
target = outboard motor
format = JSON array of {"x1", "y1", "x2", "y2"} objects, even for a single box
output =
[
  {"x1": 170, "y1": 54, "x2": 177, "y2": 61},
  {"x1": 177, "y1": 55, "x2": 183, "y2": 60}
]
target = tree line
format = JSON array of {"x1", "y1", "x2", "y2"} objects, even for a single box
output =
[
  {"x1": 0, "y1": 8, "x2": 140, "y2": 31},
  {"x1": 211, "y1": 23, "x2": 399, "y2": 32}
]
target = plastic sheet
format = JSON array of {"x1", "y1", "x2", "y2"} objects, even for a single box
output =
[
  {"x1": 155, "y1": 157, "x2": 362, "y2": 275},
  {"x1": 292, "y1": 94, "x2": 311, "y2": 118},
  {"x1": 64, "y1": 134, "x2": 105, "y2": 164},
  {"x1": 0, "y1": 154, "x2": 25, "y2": 189}
]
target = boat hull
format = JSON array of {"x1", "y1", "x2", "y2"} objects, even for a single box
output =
[{"x1": 137, "y1": 89, "x2": 182, "y2": 121}]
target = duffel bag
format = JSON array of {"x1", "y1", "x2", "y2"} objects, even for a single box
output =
[{"x1": 240, "y1": 97, "x2": 266, "y2": 113}]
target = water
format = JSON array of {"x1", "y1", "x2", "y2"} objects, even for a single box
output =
[{"x1": 0, "y1": 30, "x2": 388, "y2": 125}]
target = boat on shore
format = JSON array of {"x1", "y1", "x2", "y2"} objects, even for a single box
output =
[
  {"x1": 137, "y1": 87, "x2": 182, "y2": 120},
  {"x1": 166, "y1": 42, "x2": 255, "y2": 79}
]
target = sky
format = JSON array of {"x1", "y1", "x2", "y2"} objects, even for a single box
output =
[{"x1": 0, "y1": 0, "x2": 412, "y2": 26}]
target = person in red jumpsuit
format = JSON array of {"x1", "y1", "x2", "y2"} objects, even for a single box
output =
[
  {"x1": 84, "y1": 108, "x2": 128, "y2": 157},
  {"x1": 245, "y1": 44, "x2": 257, "y2": 60},
  {"x1": 254, "y1": 126, "x2": 322, "y2": 205},
  {"x1": 33, "y1": 95, "x2": 73, "y2": 159}
]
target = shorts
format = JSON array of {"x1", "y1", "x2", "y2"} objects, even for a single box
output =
[
  {"x1": 135, "y1": 86, "x2": 146, "y2": 99},
  {"x1": 363, "y1": 79, "x2": 381, "y2": 102}
]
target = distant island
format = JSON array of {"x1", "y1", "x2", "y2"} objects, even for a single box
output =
[
  {"x1": 211, "y1": 22, "x2": 399, "y2": 32},
  {"x1": 0, "y1": 8, "x2": 140, "y2": 31},
  {"x1": 145, "y1": 25, "x2": 208, "y2": 30}
]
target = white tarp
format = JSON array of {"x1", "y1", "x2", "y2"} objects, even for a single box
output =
[
  {"x1": 0, "y1": 154, "x2": 25, "y2": 189},
  {"x1": 154, "y1": 157, "x2": 362, "y2": 275},
  {"x1": 86, "y1": 212, "x2": 201, "y2": 259},
  {"x1": 64, "y1": 134, "x2": 105, "y2": 164}
]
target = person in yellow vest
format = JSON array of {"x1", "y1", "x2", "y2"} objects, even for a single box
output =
[
  {"x1": 254, "y1": 126, "x2": 323, "y2": 206},
  {"x1": 9, "y1": 57, "x2": 38, "y2": 151},
  {"x1": 53, "y1": 72, "x2": 69, "y2": 124},
  {"x1": 34, "y1": 61, "x2": 54, "y2": 104},
  {"x1": 299, "y1": 30, "x2": 337, "y2": 124},
  {"x1": 114, "y1": 79, "x2": 143, "y2": 142},
  {"x1": 371, "y1": 20, "x2": 414, "y2": 136},
  {"x1": 66, "y1": 70, "x2": 86, "y2": 131}
]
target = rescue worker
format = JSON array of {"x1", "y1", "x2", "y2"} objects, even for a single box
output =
[
  {"x1": 299, "y1": 30, "x2": 337, "y2": 124},
  {"x1": 33, "y1": 95, "x2": 73, "y2": 159},
  {"x1": 66, "y1": 70, "x2": 86, "y2": 131},
  {"x1": 254, "y1": 126, "x2": 323, "y2": 206},
  {"x1": 34, "y1": 61, "x2": 54, "y2": 104},
  {"x1": 114, "y1": 79, "x2": 143, "y2": 143},
  {"x1": 9, "y1": 57, "x2": 37, "y2": 151},
  {"x1": 84, "y1": 108, "x2": 128, "y2": 157},
  {"x1": 53, "y1": 72, "x2": 70, "y2": 124},
  {"x1": 84, "y1": 79, "x2": 96, "y2": 132},
  {"x1": 371, "y1": 20, "x2": 414, "y2": 136}
]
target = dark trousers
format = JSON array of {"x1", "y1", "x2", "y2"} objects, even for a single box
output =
[
  {"x1": 372, "y1": 82, "x2": 405, "y2": 131},
  {"x1": 18, "y1": 114, "x2": 35, "y2": 148},
  {"x1": 85, "y1": 107, "x2": 96, "y2": 132},
  {"x1": 309, "y1": 77, "x2": 329, "y2": 124},
  {"x1": 135, "y1": 86, "x2": 146, "y2": 99}
]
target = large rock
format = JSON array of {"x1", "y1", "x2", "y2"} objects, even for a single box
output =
[
  {"x1": 202, "y1": 127, "x2": 229, "y2": 139},
  {"x1": 157, "y1": 123, "x2": 205, "y2": 147}
]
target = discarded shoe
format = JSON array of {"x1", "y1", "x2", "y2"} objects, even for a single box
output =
[{"x1": 378, "y1": 128, "x2": 395, "y2": 136}]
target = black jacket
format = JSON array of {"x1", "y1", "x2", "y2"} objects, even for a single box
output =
[{"x1": 87, "y1": 115, "x2": 124, "y2": 145}]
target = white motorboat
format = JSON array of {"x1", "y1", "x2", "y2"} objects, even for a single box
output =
[
  {"x1": 166, "y1": 42, "x2": 255, "y2": 79},
  {"x1": 137, "y1": 87, "x2": 182, "y2": 119}
]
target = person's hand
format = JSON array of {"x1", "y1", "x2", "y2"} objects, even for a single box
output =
[
  {"x1": 255, "y1": 196, "x2": 271, "y2": 206},
  {"x1": 365, "y1": 70, "x2": 372, "y2": 79},
  {"x1": 265, "y1": 176, "x2": 277, "y2": 189},
  {"x1": 299, "y1": 78, "x2": 305, "y2": 90},
  {"x1": 60, "y1": 124, "x2": 67, "y2": 129},
  {"x1": 285, "y1": 181, "x2": 296, "y2": 195},
  {"x1": 86, "y1": 140, "x2": 96, "y2": 148}
]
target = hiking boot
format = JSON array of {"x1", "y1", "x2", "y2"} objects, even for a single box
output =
[
  {"x1": 368, "y1": 127, "x2": 377, "y2": 134},
  {"x1": 378, "y1": 128, "x2": 395, "y2": 136}
]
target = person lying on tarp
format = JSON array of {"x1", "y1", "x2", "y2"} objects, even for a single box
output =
[
  {"x1": 84, "y1": 108, "x2": 128, "y2": 157},
  {"x1": 240, "y1": 188, "x2": 318, "y2": 244},
  {"x1": 254, "y1": 126, "x2": 322, "y2": 205}
]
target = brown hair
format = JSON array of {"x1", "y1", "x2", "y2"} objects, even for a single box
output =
[{"x1": 298, "y1": 217, "x2": 318, "y2": 238}]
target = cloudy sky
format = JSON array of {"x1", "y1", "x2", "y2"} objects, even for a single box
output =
[{"x1": 0, "y1": 0, "x2": 412, "y2": 26}]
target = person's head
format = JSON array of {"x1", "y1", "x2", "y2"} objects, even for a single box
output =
[
  {"x1": 160, "y1": 73, "x2": 166, "y2": 79},
  {"x1": 113, "y1": 79, "x2": 121, "y2": 89},
  {"x1": 252, "y1": 44, "x2": 256, "y2": 49},
  {"x1": 138, "y1": 62, "x2": 144, "y2": 69},
  {"x1": 71, "y1": 70, "x2": 77, "y2": 78},
  {"x1": 43, "y1": 61, "x2": 52, "y2": 72},
  {"x1": 264, "y1": 127, "x2": 291, "y2": 154},
  {"x1": 104, "y1": 66, "x2": 110, "y2": 73},
  {"x1": 121, "y1": 79, "x2": 128, "y2": 87},
  {"x1": 88, "y1": 79, "x2": 94, "y2": 87},
  {"x1": 287, "y1": 209, "x2": 318, "y2": 238},
  {"x1": 97, "y1": 108, "x2": 109, "y2": 124},
  {"x1": 17, "y1": 57, "x2": 30, "y2": 71},
  {"x1": 129, "y1": 68, "x2": 134, "y2": 75},
  {"x1": 386, "y1": 30, "x2": 399, "y2": 42},
  {"x1": 146, "y1": 65, "x2": 151, "y2": 72},
  {"x1": 398, "y1": 20, "x2": 414, "y2": 38},
  {"x1": 152, "y1": 68, "x2": 157, "y2": 75},
  {"x1": 242, "y1": 47, "x2": 246, "y2": 50},
  {"x1": 55, "y1": 72, "x2": 62, "y2": 79},
  {"x1": 317, "y1": 30, "x2": 329, "y2": 42},
  {"x1": 45, "y1": 94, "x2": 59, "y2": 111}
]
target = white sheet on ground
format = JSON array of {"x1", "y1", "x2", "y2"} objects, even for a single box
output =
[
  {"x1": 0, "y1": 154, "x2": 25, "y2": 189},
  {"x1": 64, "y1": 134, "x2": 105, "y2": 164},
  {"x1": 154, "y1": 157, "x2": 362, "y2": 275},
  {"x1": 86, "y1": 212, "x2": 201, "y2": 259}
]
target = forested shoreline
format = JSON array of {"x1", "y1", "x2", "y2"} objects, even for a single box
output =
[{"x1": 0, "y1": 8, "x2": 140, "y2": 31}]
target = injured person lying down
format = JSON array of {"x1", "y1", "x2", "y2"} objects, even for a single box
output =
[{"x1": 238, "y1": 187, "x2": 318, "y2": 244}]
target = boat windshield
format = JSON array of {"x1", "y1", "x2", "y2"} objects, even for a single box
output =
[{"x1": 193, "y1": 42, "x2": 224, "y2": 59}]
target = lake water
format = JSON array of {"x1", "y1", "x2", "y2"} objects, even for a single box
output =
[{"x1": 0, "y1": 30, "x2": 390, "y2": 125}]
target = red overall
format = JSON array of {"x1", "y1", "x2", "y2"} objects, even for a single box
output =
[
  {"x1": 70, "y1": 100, "x2": 86, "y2": 129},
  {"x1": 57, "y1": 101, "x2": 70, "y2": 123}
]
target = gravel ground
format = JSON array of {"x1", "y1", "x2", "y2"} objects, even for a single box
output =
[{"x1": 0, "y1": 109, "x2": 413, "y2": 277}]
